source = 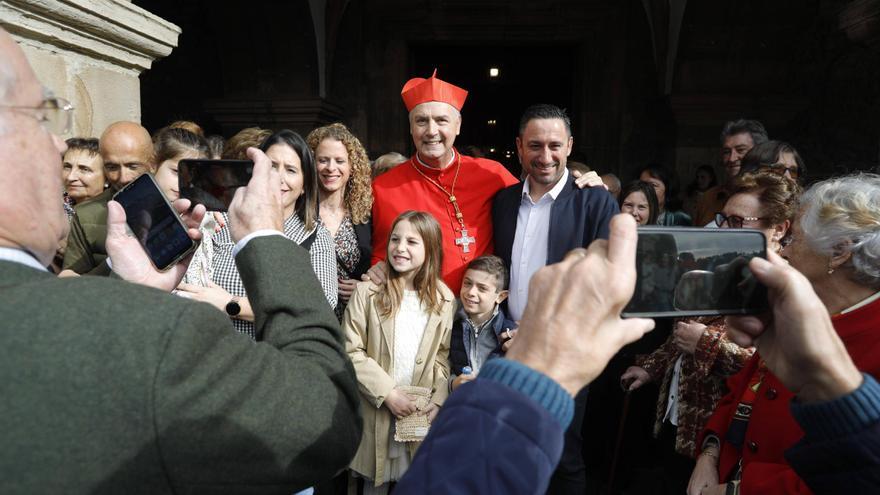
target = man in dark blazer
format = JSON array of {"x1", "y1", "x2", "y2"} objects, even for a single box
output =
[
  {"x1": 492, "y1": 104, "x2": 618, "y2": 494},
  {"x1": 0, "y1": 28, "x2": 361, "y2": 494}
]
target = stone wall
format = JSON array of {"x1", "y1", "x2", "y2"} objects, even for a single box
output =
[{"x1": 0, "y1": 0, "x2": 179, "y2": 137}]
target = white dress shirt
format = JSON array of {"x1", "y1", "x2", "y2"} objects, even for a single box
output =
[
  {"x1": 0, "y1": 246, "x2": 47, "y2": 271},
  {"x1": 507, "y1": 169, "x2": 569, "y2": 321}
]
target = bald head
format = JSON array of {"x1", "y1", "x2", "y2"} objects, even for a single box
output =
[
  {"x1": 0, "y1": 27, "x2": 69, "y2": 265},
  {"x1": 100, "y1": 121, "x2": 155, "y2": 190}
]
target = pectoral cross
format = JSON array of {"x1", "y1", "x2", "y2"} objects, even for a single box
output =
[{"x1": 455, "y1": 229, "x2": 476, "y2": 253}]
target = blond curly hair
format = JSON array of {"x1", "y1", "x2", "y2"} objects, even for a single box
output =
[{"x1": 306, "y1": 123, "x2": 373, "y2": 225}]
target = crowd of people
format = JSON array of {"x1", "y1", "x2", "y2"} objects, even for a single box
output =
[{"x1": 2, "y1": 25, "x2": 880, "y2": 495}]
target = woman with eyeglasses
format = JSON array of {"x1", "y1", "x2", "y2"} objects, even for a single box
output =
[
  {"x1": 738, "y1": 140, "x2": 805, "y2": 184},
  {"x1": 623, "y1": 171, "x2": 799, "y2": 495},
  {"x1": 690, "y1": 173, "x2": 880, "y2": 495}
]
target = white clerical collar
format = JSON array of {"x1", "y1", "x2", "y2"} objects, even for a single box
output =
[
  {"x1": 522, "y1": 168, "x2": 569, "y2": 202},
  {"x1": 841, "y1": 290, "x2": 880, "y2": 314},
  {"x1": 416, "y1": 149, "x2": 457, "y2": 169},
  {"x1": 0, "y1": 246, "x2": 48, "y2": 271}
]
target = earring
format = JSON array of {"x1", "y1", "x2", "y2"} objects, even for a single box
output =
[{"x1": 827, "y1": 267, "x2": 835, "y2": 275}]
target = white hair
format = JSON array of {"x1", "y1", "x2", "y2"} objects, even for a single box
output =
[
  {"x1": 407, "y1": 103, "x2": 461, "y2": 122},
  {"x1": 799, "y1": 173, "x2": 880, "y2": 288}
]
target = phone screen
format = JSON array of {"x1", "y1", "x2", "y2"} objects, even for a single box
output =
[
  {"x1": 177, "y1": 159, "x2": 253, "y2": 212},
  {"x1": 113, "y1": 174, "x2": 196, "y2": 271},
  {"x1": 622, "y1": 227, "x2": 769, "y2": 318}
]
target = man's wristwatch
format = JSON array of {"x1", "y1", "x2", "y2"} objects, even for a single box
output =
[{"x1": 225, "y1": 296, "x2": 241, "y2": 317}]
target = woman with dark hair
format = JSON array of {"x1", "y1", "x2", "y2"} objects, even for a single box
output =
[
  {"x1": 739, "y1": 140, "x2": 805, "y2": 183},
  {"x1": 307, "y1": 123, "x2": 373, "y2": 320},
  {"x1": 179, "y1": 129, "x2": 338, "y2": 339},
  {"x1": 618, "y1": 180, "x2": 660, "y2": 226},
  {"x1": 640, "y1": 163, "x2": 692, "y2": 226},
  {"x1": 683, "y1": 165, "x2": 717, "y2": 219}
]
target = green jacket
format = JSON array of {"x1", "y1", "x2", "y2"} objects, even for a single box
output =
[
  {"x1": 63, "y1": 187, "x2": 113, "y2": 275},
  {"x1": 0, "y1": 235, "x2": 363, "y2": 494}
]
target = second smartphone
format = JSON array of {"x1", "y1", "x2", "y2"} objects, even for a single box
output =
[
  {"x1": 177, "y1": 159, "x2": 254, "y2": 212},
  {"x1": 621, "y1": 227, "x2": 769, "y2": 318}
]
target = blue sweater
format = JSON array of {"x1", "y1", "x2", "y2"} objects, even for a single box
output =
[
  {"x1": 396, "y1": 359, "x2": 573, "y2": 494},
  {"x1": 786, "y1": 373, "x2": 880, "y2": 494}
]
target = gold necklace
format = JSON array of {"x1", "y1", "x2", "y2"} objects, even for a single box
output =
[{"x1": 409, "y1": 152, "x2": 475, "y2": 253}]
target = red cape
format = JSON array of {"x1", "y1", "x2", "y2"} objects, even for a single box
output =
[{"x1": 371, "y1": 152, "x2": 518, "y2": 291}]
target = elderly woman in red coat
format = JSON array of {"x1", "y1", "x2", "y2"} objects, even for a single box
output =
[{"x1": 688, "y1": 173, "x2": 880, "y2": 495}]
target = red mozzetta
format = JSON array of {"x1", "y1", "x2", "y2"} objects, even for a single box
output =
[{"x1": 371, "y1": 151, "x2": 518, "y2": 291}]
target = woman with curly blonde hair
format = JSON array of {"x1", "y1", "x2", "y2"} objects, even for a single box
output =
[{"x1": 307, "y1": 123, "x2": 374, "y2": 319}]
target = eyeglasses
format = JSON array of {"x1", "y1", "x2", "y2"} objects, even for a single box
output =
[
  {"x1": 758, "y1": 162, "x2": 799, "y2": 179},
  {"x1": 0, "y1": 96, "x2": 74, "y2": 135},
  {"x1": 715, "y1": 212, "x2": 762, "y2": 228}
]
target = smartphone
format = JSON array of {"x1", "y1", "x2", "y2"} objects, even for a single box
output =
[
  {"x1": 621, "y1": 227, "x2": 769, "y2": 318},
  {"x1": 113, "y1": 174, "x2": 197, "y2": 271},
  {"x1": 177, "y1": 159, "x2": 253, "y2": 212}
]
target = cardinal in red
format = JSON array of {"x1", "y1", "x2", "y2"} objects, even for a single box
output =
[{"x1": 370, "y1": 70, "x2": 518, "y2": 290}]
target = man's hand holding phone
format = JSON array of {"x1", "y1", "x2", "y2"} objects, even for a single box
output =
[
  {"x1": 106, "y1": 198, "x2": 206, "y2": 291},
  {"x1": 109, "y1": 147, "x2": 282, "y2": 291}
]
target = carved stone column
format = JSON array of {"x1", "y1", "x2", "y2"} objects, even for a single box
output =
[{"x1": 0, "y1": 0, "x2": 179, "y2": 137}]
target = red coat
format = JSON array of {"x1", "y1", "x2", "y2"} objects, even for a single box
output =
[
  {"x1": 701, "y1": 296, "x2": 880, "y2": 494},
  {"x1": 371, "y1": 151, "x2": 518, "y2": 290}
]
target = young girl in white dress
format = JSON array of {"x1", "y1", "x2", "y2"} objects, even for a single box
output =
[{"x1": 343, "y1": 210, "x2": 455, "y2": 494}]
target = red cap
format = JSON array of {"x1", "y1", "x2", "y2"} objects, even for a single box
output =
[{"x1": 400, "y1": 69, "x2": 468, "y2": 112}]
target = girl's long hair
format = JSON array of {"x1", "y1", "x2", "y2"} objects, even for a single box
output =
[{"x1": 377, "y1": 211, "x2": 445, "y2": 318}]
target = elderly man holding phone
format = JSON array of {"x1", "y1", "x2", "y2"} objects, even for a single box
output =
[{"x1": 0, "y1": 26, "x2": 361, "y2": 493}]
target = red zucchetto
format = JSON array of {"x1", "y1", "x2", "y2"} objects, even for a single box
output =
[{"x1": 400, "y1": 69, "x2": 468, "y2": 112}]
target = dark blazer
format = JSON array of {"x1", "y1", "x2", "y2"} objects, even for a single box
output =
[
  {"x1": 492, "y1": 174, "x2": 619, "y2": 268},
  {"x1": 492, "y1": 174, "x2": 618, "y2": 492},
  {"x1": 0, "y1": 236, "x2": 362, "y2": 494},
  {"x1": 352, "y1": 220, "x2": 372, "y2": 280},
  {"x1": 396, "y1": 376, "x2": 565, "y2": 494}
]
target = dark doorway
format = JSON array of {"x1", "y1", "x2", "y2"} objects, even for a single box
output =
[{"x1": 410, "y1": 43, "x2": 575, "y2": 176}]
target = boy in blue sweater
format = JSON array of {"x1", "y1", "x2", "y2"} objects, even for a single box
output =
[{"x1": 450, "y1": 255, "x2": 517, "y2": 391}]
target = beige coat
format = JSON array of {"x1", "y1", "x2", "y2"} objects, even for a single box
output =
[{"x1": 343, "y1": 281, "x2": 454, "y2": 484}]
